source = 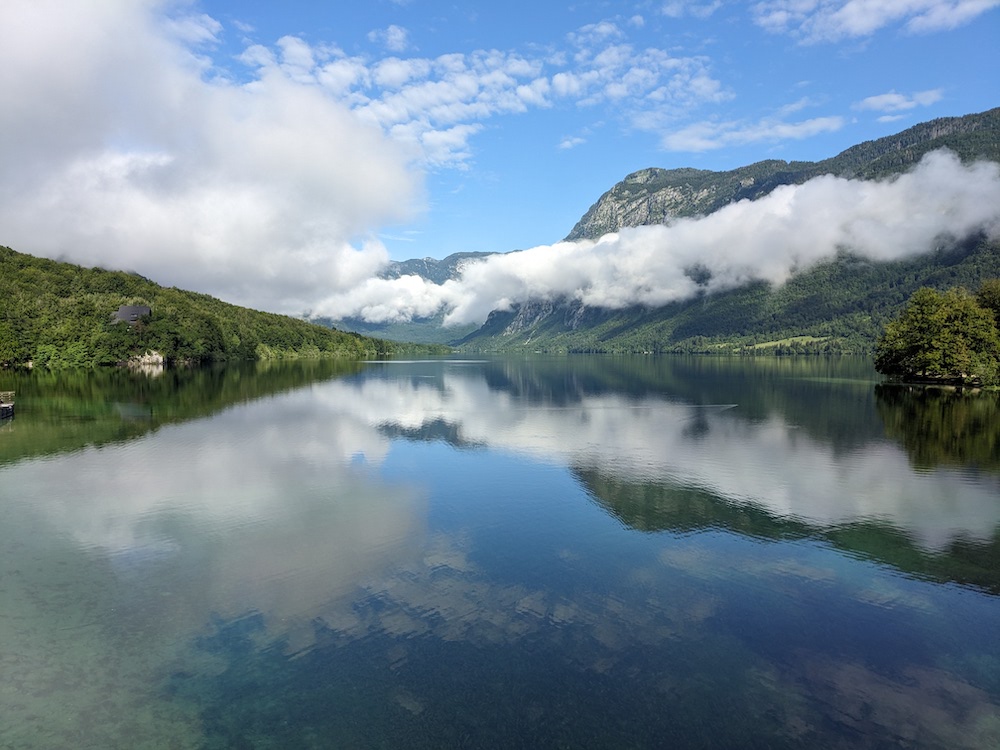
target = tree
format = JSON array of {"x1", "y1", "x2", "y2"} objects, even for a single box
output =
[
  {"x1": 977, "y1": 278, "x2": 1000, "y2": 325},
  {"x1": 874, "y1": 287, "x2": 1000, "y2": 385}
]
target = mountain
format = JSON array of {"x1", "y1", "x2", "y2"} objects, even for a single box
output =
[
  {"x1": 456, "y1": 109, "x2": 1000, "y2": 353},
  {"x1": 321, "y1": 251, "x2": 493, "y2": 344},
  {"x1": 323, "y1": 310, "x2": 477, "y2": 346},
  {"x1": 455, "y1": 234, "x2": 1000, "y2": 353},
  {"x1": 566, "y1": 108, "x2": 1000, "y2": 241},
  {"x1": 382, "y1": 251, "x2": 493, "y2": 284},
  {"x1": 325, "y1": 109, "x2": 1000, "y2": 353},
  {"x1": 332, "y1": 108, "x2": 1000, "y2": 353},
  {"x1": 0, "y1": 245, "x2": 444, "y2": 368}
]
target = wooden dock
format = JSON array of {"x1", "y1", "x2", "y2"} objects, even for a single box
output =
[{"x1": 0, "y1": 391, "x2": 13, "y2": 420}]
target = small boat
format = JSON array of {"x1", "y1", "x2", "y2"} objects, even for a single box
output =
[{"x1": 0, "y1": 391, "x2": 13, "y2": 420}]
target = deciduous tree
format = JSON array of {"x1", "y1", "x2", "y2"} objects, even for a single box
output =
[{"x1": 875, "y1": 287, "x2": 1000, "y2": 385}]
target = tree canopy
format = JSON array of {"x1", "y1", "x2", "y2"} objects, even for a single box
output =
[
  {"x1": 874, "y1": 284, "x2": 1000, "y2": 386},
  {"x1": 976, "y1": 278, "x2": 1000, "y2": 325},
  {"x1": 0, "y1": 245, "x2": 447, "y2": 368}
]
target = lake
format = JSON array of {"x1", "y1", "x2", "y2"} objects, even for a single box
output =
[{"x1": 1, "y1": 356, "x2": 998, "y2": 749}]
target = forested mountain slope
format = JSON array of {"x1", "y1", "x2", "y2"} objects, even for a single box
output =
[
  {"x1": 0, "y1": 246, "x2": 439, "y2": 368},
  {"x1": 456, "y1": 234, "x2": 1000, "y2": 354}
]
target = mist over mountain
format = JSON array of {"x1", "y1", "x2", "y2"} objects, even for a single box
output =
[
  {"x1": 566, "y1": 108, "x2": 1000, "y2": 241},
  {"x1": 326, "y1": 109, "x2": 1000, "y2": 351},
  {"x1": 317, "y1": 252, "x2": 492, "y2": 344}
]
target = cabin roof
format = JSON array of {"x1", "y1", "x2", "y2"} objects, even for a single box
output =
[{"x1": 113, "y1": 305, "x2": 151, "y2": 323}]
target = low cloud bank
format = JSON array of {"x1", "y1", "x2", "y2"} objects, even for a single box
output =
[
  {"x1": 0, "y1": 0, "x2": 418, "y2": 314},
  {"x1": 315, "y1": 150, "x2": 1000, "y2": 326}
]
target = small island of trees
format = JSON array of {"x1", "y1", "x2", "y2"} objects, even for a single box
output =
[{"x1": 875, "y1": 279, "x2": 1000, "y2": 386}]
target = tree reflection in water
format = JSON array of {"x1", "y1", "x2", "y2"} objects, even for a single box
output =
[{"x1": 876, "y1": 384, "x2": 1000, "y2": 472}]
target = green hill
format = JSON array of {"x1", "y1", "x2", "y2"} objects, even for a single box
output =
[
  {"x1": 456, "y1": 234, "x2": 1000, "y2": 354},
  {"x1": 0, "y1": 245, "x2": 445, "y2": 368}
]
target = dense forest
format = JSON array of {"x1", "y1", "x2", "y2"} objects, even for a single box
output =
[
  {"x1": 457, "y1": 234, "x2": 1000, "y2": 354},
  {"x1": 0, "y1": 246, "x2": 444, "y2": 368}
]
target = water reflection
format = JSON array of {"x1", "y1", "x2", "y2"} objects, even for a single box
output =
[
  {"x1": 876, "y1": 383, "x2": 1000, "y2": 471},
  {"x1": 1, "y1": 356, "x2": 998, "y2": 748},
  {"x1": 336, "y1": 358, "x2": 1000, "y2": 552},
  {"x1": 0, "y1": 359, "x2": 366, "y2": 466}
]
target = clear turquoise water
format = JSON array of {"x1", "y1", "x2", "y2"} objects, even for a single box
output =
[{"x1": 1, "y1": 357, "x2": 998, "y2": 748}]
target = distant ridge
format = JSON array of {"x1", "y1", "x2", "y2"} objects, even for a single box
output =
[
  {"x1": 566, "y1": 108, "x2": 1000, "y2": 241},
  {"x1": 333, "y1": 108, "x2": 1000, "y2": 354},
  {"x1": 382, "y1": 252, "x2": 494, "y2": 285}
]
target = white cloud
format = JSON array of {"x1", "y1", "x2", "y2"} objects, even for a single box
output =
[
  {"x1": 662, "y1": 1, "x2": 723, "y2": 19},
  {"x1": 276, "y1": 35, "x2": 317, "y2": 82},
  {"x1": 854, "y1": 89, "x2": 944, "y2": 113},
  {"x1": 161, "y1": 11, "x2": 223, "y2": 45},
  {"x1": 317, "y1": 56, "x2": 372, "y2": 95},
  {"x1": 555, "y1": 34, "x2": 729, "y2": 127},
  {"x1": 373, "y1": 57, "x2": 432, "y2": 88},
  {"x1": 1, "y1": 2, "x2": 920, "y2": 319},
  {"x1": 662, "y1": 114, "x2": 844, "y2": 151},
  {"x1": 0, "y1": 0, "x2": 418, "y2": 314},
  {"x1": 368, "y1": 24, "x2": 410, "y2": 53},
  {"x1": 315, "y1": 151, "x2": 1000, "y2": 325},
  {"x1": 752, "y1": 0, "x2": 1000, "y2": 42},
  {"x1": 231, "y1": 19, "x2": 730, "y2": 172},
  {"x1": 778, "y1": 96, "x2": 821, "y2": 115},
  {"x1": 559, "y1": 136, "x2": 586, "y2": 150},
  {"x1": 420, "y1": 123, "x2": 484, "y2": 169},
  {"x1": 567, "y1": 21, "x2": 626, "y2": 46},
  {"x1": 905, "y1": 0, "x2": 1000, "y2": 31}
]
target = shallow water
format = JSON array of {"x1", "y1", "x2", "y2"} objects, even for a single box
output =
[{"x1": 1, "y1": 356, "x2": 998, "y2": 748}]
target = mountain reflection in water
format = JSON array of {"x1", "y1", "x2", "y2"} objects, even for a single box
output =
[{"x1": 0, "y1": 356, "x2": 997, "y2": 749}]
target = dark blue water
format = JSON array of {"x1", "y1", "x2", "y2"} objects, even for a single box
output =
[{"x1": 1, "y1": 356, "x2": 998, "y2": 748}]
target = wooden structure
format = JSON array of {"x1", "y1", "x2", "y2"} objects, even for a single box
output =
[
  {"x1": 113, "y1": 305, "x2": 151, "y2": 324},
  {"x1": 0, "y1": 391, "x2": 13, "y2": 420}
]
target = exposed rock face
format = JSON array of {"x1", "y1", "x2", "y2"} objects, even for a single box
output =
[
  {"x1": 502, "y1": 301, "x2": 558, "y2": 335},
  {"x1": 566, "y1": 108, "x2": 1000, "y2": 241},
  {"x1": 127, "y1": 350, "x2": 164, "y2": 375},
  {"x1": 565, "y1": 166, "x2": 752, "y2": 240},
  {"x1": 382, "y1": 252, "x2": 494, "y2": 284},
  {"x1": 496, "y1": 300, "x2": 593, "y2": 337}
]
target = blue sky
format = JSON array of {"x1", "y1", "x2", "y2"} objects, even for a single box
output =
[
  {"x1": 203, "y1": 0, "x2": 1000, "y2": 259},
  {"x1": 1, "y1": 0, "x2": 998, "y2": 317}
]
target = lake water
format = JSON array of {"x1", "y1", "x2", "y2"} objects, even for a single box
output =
[{"x1": 1, "y1": 356, "x2": 998, "y2": 749}]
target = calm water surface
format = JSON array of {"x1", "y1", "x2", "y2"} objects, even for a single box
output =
[{"x1": 1, "y1": 356, "x2": 998, "y2": 749}]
